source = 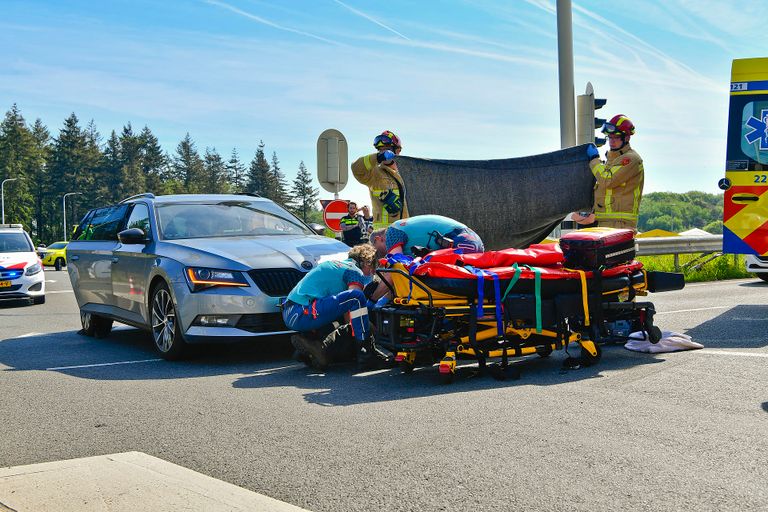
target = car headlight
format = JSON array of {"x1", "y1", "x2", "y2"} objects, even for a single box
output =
[
  {"x1": 185, "y1": 267, "x2": 249, "y2": 292},
  {"x1": 25, "y1": 263, "x2": 42, "y2": 276}
]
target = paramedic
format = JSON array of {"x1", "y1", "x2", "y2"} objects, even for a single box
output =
[
  {"x1": 375, "y1": 214, "x2": 485, "y2": 257},
  {"x1": 351, "y1": 130, "x2": 408, "y2": 226},
  {"x1": 586, "y1": 114, "x2": 644, "y2": 231},
  {"x1": 282, "y1": 244, "x2": 384, "y2": 370}
]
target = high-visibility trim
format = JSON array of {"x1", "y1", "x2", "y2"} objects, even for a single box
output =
[
  {"x1": 604, "y1": 189, "x2": 613, "y2": 213},
  {"x1": 595, "y1": 212, "x2": 638, "y2": 220},
  {"x1": 349, "y1": 307, "x2": 368, "y2": 319},
  {"x1": 363, "y1": 154, "x2": 374, "y2": 171}
]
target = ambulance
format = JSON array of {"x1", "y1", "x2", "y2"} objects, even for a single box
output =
[{"x1": 721, "y1": 57, "x2": 768, "y2": 281}]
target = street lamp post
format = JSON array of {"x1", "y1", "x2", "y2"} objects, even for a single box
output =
[
  {"x1": 63, "y1": 192, "x2": 82, "y2": 242},
  {"x1": 1, "y1": 178, "x2": 18, "y2": 224},
  {"x1": 556, "y1": 0, "x2": 575, "y2": 148}
]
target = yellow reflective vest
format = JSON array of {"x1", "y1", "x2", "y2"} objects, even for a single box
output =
[
  {"x1": 589, "y1": 144, "x2": 644, "y2": 231},
  {"x1": 351, "y1": 153, "x2": 410, "y2": 226}
]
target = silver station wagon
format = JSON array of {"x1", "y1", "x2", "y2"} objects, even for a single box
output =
[{"x1": 66, "y1": 193, "x2": 348, "y2": 359}]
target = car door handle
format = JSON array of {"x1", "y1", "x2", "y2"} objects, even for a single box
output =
[
  {"x1": 71, "y1": 255, "x2": 79, "y2": 261},
  {"x1": 111, "y1": 257, "x2": 119, "y2": 264},
  {"x1": 732, "y1": 194, "x2": 759, "y2": 203}
]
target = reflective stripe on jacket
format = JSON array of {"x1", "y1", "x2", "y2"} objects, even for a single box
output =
[
  {"x1": 351, "y1": 153, "x2": 409, "y2": 226},
  {"x1": 589, "y1": 144, "x2": 644, "y2": 231}
]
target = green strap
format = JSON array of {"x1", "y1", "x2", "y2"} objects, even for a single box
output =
[
  {"x1": 533, "y1": 267, "x2": 542, "y2": 333},
  {"x1": 501, "y1": 264, "x2": 522, "y2": 301}
]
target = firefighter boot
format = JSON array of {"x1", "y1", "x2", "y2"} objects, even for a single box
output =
[{"x1": 291, "y1": 334, "x2": 330, "y2": 371}]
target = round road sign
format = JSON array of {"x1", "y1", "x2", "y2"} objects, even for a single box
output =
[{"x1": 322, "y1": 199, "x2": 350, "y2": 232}]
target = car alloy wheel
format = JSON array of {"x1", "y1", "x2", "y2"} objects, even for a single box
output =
[{"x1": 150, "y1": 282, "x2": 186, "y2": 360}]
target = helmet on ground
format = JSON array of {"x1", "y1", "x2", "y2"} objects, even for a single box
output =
[
  {"x1": 601, "y1": 115, "x2": 635, "y2": 137},
  {"x1": 373, "y1": 130, "x2": 401, "y2": 149}
]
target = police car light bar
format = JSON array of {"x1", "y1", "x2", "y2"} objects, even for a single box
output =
[{"x1": 0, "y1": 224, "x2": 23, "y2": 228}]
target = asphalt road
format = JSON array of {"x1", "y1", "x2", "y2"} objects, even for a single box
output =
[{"x1": 1, "y1": 270, "x2": 767, "y2": 511}]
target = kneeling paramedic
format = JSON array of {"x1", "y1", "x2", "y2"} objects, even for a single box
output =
[
  {"x1": 282, "y1": 244, "x2": 385, "y2": 370},
  {"x1": 372, "y1": 214, "x2": 485, "y2": 258}
]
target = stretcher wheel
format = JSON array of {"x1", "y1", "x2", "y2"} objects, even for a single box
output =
[
  {"x1": 400, "y1": 360, "x2": 415, "y2": 374},
  {"x1": 537, "y1": 345, "x2": 553, "y2": 358},
  {"x1": 489, "y1": 363, "x2": 521, "y2": 381},
  {"x1": 439, "y1": 371, "x2": 455, "y2": 385},
  {"x1": 580, "y1": 342, "x2": 602, "y2": 367},
  {"x1": 647, "y1": 325, "x2": 662, "y2": 344}
]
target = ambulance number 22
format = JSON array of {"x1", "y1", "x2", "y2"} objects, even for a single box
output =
[{"x1": 753, "y1": 174, "x2": 768, "y2": 183}]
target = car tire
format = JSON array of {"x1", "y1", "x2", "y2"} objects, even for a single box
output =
[
  {"x1": 33, "y1": 296, "x2": 46, "y2": 305},
  {"x1": 150, "y1": 281, "x2": 187, "y2": 360},
  {"x1": 54, "y1": 258, "x2": 64, "y2": 271},
  {"x1": 758, "y1": 274, "x2": 768, "y2": 282},
  {"x1": 80, "y1": 310, "x2": 113, "y2": 338}
]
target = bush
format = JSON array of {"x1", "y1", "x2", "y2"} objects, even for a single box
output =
[{"x1": 637, "y1": 253, "x2": 752, "y2": 283}]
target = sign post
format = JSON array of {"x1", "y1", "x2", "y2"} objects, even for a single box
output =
[{"x1": 317, "y1": 129, "x2": 349, "y2": 199}]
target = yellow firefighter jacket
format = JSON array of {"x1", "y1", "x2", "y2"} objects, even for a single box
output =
[
  {"x1": 351, "y1": 153, "x2": 410, "y2": 226},
  {"x1": 589, "y1": 144, "x2": 644, "y2": 231}
]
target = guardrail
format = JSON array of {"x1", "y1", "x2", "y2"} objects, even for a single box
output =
[{"x1": 635, "y1": 235, "x2": 725, "y2": 271}]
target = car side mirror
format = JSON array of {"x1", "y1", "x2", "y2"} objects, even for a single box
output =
[
  {"x1": 118, "y1": 227, "x2": 149, "y2": 245},
  {"x1": 309, "y1": 223, "x2": 326, "y2": 235}
]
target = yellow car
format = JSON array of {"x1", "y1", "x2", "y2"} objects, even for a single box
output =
[{"x1": 41, "y1": 241, "x2": 68, "y2": 270}]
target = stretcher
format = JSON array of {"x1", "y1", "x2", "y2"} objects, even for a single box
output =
[{"x1": 373, "y1": 241, "x2": 684, "y2": 383}]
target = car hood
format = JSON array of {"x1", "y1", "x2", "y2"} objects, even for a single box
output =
[
  {"x1": 161, "y1": 235, "x2": 350, "y2": 270},
  {"x1": 0, "y1": 252, "x2": 37, "y2": 270}
]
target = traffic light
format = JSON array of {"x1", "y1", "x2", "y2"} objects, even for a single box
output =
[{"x1": 576, "y1": 82, "x2": 607, "y2": 147}]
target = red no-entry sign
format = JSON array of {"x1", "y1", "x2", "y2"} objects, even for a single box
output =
[{"x1": 322, "y1": 199, "x2": 350, "y2": 232}]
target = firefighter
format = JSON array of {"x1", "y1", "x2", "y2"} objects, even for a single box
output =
[
  {"x1": 283, "y1": 244, "x2": 385, "y2": 371},
  {"x1": 586, "y1": 114, "x2": 644, "y2": 231},
  {"x1": 351, "y1": 130, "x2": 409, "y2": 227}
]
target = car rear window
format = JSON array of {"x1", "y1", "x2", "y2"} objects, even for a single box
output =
[
  {"x1": 0, "y1": 232, "x2": 33, "y2": 253},
  {"x1": 157, "y1": 201, "x2": 311, "y2": 240},
  {"x1": 48, "y1": 242, "x2": 67, "y2": 249}
]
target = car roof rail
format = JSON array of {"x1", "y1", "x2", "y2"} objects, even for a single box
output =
[
  {"x1": 236, "y1": 192, "x2": 261, "y2": 198},
  {"x1": 0, "y1": 223, "x2": 23, "y2": 229},
  {"x1": 119, "y1": 193, "x2": 156, "y2": 204}
]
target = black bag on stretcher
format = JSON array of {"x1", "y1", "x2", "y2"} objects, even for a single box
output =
[{"x1": 559, "y1": 227, "x2": 636, "y2": 270}]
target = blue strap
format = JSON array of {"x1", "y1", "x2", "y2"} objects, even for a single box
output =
[{"x1": 465, "y1": 266, "x2": 503, "y2": 337}]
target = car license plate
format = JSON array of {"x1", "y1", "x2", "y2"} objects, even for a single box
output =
[{"x1": 0, "y1": 281, "x2": 11, "y2": 288}]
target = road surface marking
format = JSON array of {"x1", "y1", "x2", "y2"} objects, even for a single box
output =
[
  {"x1": 47, "y1": 359, "x2": 162, "y2": 371},
  {"x1": 46, "y1": 290, "x2": 74, "y2": 294},
  {"x1": 655, "y1": 306, "x2": 729, "y2": 315},
  {"x1": 697, "y1": 350, "x2": 768, "y2": 358}
]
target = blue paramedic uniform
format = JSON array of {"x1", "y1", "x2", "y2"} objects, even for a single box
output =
[{"x1": 384, "y1": 214, "x2": 484, "y2": 256}]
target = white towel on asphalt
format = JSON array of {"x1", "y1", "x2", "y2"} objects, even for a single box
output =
[{"x1": 624, "y1": 330, "x2": 703, "y2": 353}]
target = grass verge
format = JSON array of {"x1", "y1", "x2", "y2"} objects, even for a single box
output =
[{"x1": 637, "y1": 253, "x2": 754, "y2": 283}]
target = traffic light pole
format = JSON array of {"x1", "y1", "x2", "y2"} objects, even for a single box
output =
[{"x1": 556, "y1": 0, "x2": 575, "y2": 149}]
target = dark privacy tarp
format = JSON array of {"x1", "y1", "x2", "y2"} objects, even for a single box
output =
[{"x1": 396, "y1": 143, "x2": 595, "y2": 250}]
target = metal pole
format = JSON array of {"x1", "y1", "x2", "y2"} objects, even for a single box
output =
[
  {"x1": 2, "y1": 178, "x2": 19, "y2": 224},
  {"x1": 556, "y1": 0, "x2": 576, "y2": 148},
  {"x1": 62, "y1": 192, "x2": 81, "y2": 242}
]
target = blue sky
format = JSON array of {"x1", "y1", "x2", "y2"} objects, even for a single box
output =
[{"x1": 1, "y1": 0, "x2": 765, "y2": 208}]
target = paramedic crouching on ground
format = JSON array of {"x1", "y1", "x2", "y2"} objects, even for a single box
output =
[{"x1": 282, "y1": 244, "x2": 385, "y2": 371}]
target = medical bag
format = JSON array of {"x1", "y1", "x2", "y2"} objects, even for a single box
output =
[{"x1": 559, "y1": 227, "x2": 636, "y2": 270}]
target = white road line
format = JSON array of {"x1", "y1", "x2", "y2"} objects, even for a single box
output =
[
  {"x1": 655, "y1": 306, "x2": 729, "y2": 315},
  {"x1": 697, "y1": 350, "x2": 768, "y2": 358},
  {"x1": 45, "y1": 279, "x2": 57, "y2": 283},
  {"x1": 47, "y1": 359, "x2": 162, "y2": 371},
  {"x1": 46, "y1": 290, "x2": 74, "y2": 294},
  {"x1": 17, "y1": 332, "x2": 42, "y2": 338}
]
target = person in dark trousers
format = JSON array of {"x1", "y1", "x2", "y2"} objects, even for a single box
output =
[
  {"x1": 360, "y1": 205, "x2": 374, "y2": 241},
  {"x1": 283, "y1": 244, "x2": 385, "y2": 370},
  {"x1": 339, "y1": 201, "x2": 365, "y2": 247}
]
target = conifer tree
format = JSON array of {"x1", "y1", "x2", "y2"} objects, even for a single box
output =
[
  {"x1": 269, "y1": 151, "x2": 292, "y2": 207},
  {"x1": 0, "y1": 104, "x2": 36, "y2": 232},
  {"x1": 116, "y1": 123, "x2": 147, "y2": 199},
  {"x1": 290, "y1": 160, "x2": 319, "y2": 222},
  {"x1": 171, "y1": 133, "x2": 204, "y2": 193},
  {"x1": 29, "y1": 119, "x2": 51, "y2": 241},
  {"x1": 246, "y1": 140, "x2": 271, "y2": 197},
  {"x1": 138, "y1": 126, "x2": 167, "y2": 195},
  {"x1": 226, "y1": 148, "x2": 246, "y2": 193},
  {"x1": 203, "y1": 147, "x2": 228, "y2": 193}
]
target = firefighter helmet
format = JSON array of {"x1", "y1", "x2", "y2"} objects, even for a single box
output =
[
  {"x1": 601, "y1": 115, "x2": 635, "y2": 137},
  {"x1": 373, "y1": 130, "x2": 401, "y2": 149}
]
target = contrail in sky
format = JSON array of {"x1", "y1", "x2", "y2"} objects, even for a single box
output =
[
  {"x1": 333, "y1": 0, "x2": 410, "y2": 41},
  {"x1": 205, "y1": 0, "x2": 341, "y2": 45}
]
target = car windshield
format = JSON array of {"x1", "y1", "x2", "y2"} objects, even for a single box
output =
[
  {"x1": 48, "y1": 242, "x2": 67, "y2": 249},
  {"x1": 156, "y1": 201, "x2": 312, "y2": 240},
  {"x1": 0, "y1": 232, "x2": 33, "y2": 253}
]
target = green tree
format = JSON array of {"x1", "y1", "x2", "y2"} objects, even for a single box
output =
[
  {"x1": 246, "y1": 140, "x2": 271, "y2": 196},
  {"x1": 170, "y1": 133, "x2": 204, "y2": 193},
  {"x1": 269, "y1": 151, "x2": 292, "y2": 206},
  {"x1": 29, "y1": 118, "x2": 51, "y2": 242},
  {"x1": 226, "y1": 148, "x2": 246, "y2": 193},
  {"x1": 203, "y1": 147, "x2": 228, "y2": 193},
  {"x1": 0, "y1": 105, "x2": 37, "y2": 232},
  {"x1": 289, "y1": 160, "x2": 319, "y2": 222},
  {"x1": 138, "y1": 126, "x2": 168, "y2": 195}
]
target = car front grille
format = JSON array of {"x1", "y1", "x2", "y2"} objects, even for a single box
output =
[
  {"x1": 0, "y1": 284, "x2": 24, "y2": 293},
  {"x1": 247, "y1": 268, "x2": 307, "y2": 297},
  {"x1": 236, "y1": 313, "x2": 290, "y2": 333}
]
